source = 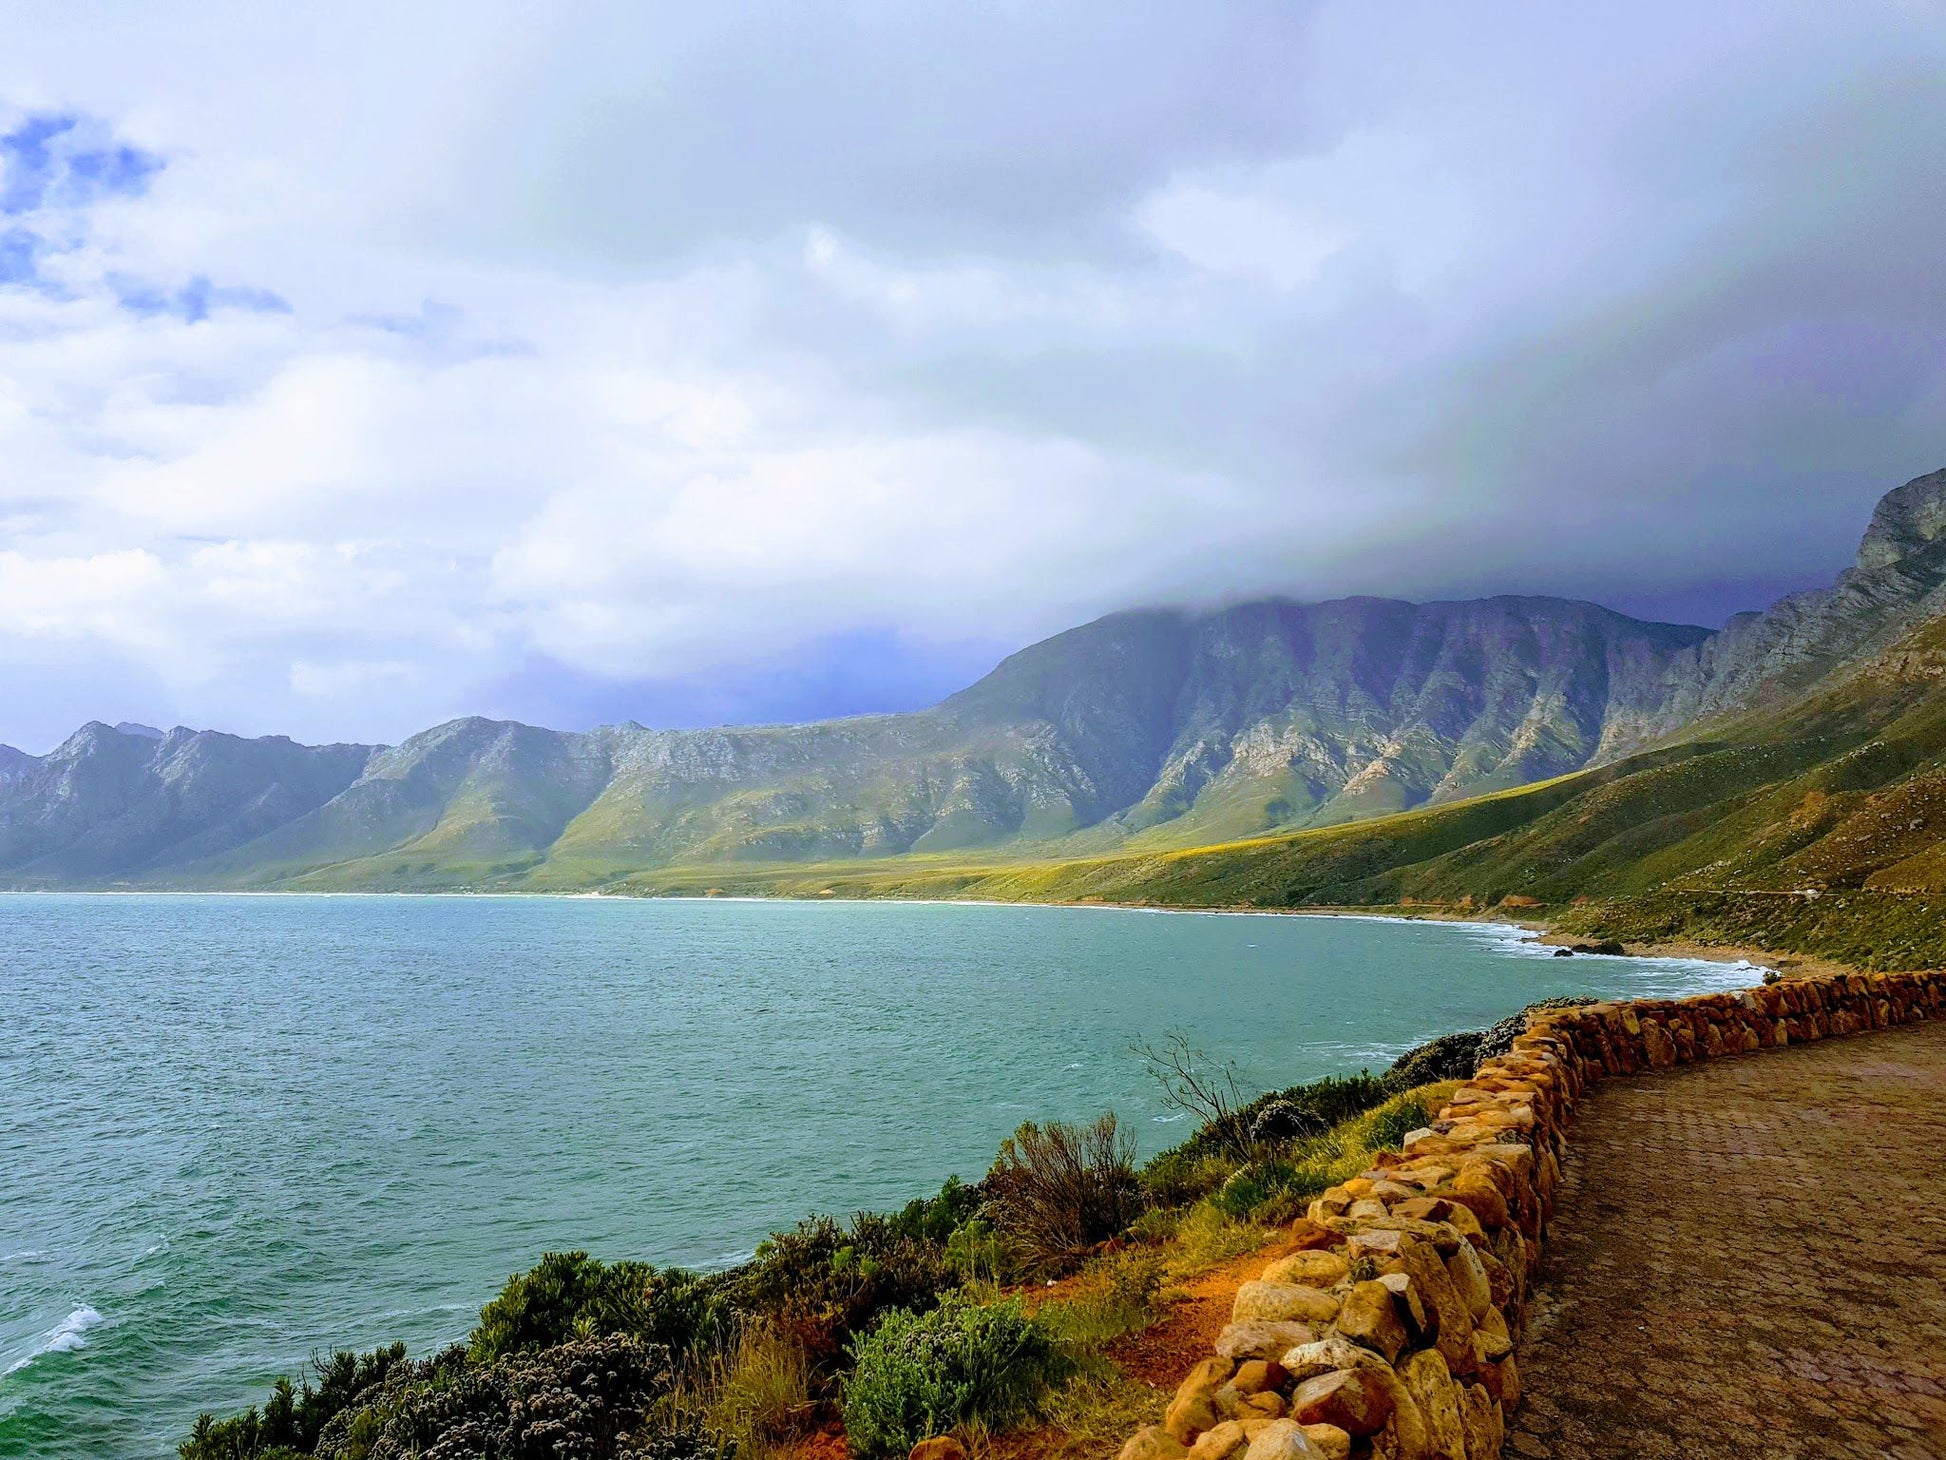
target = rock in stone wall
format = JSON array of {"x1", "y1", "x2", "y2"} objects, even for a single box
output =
[{"x1": 1111, "y1": 968, "x2": 1946, "y2": 1460}]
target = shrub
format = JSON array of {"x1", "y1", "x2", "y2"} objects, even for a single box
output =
[
  {"x1": 841, "y1": 1297, "x2": 1068, "y2": 1460},
  {"x1": 180, "y1": 1343, "x2": 413, "y2": 1460},
  {"x1": 886, "y1": 1175, "x2": 985, "y2": 1245},
  {"x1": 983, "y1": 1114, "x2": 1142, "y2": 1277},
  {"x1": 736, "y1": 1213, "x2": 958, "y2": 1372},
  {"x1": 1034, "y1": 1253, "x2": 1163, "y2": 1354},
  {"x1": 311, "y1": 1334, "x2": 676, "y2": 1460},
  {"x1": 469, "y1": 1252, "x2": 731, "y2": 1370},
  {"x1": 1137, "y1": 1145, "x2": 1233, "y2": 1209},
  {"x1": 1380, "y1": 1032, "x2": 1484, "y2": 1093}
]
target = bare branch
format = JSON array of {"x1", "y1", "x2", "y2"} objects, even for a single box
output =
[{"x1": 1129, "y1": 1031, "x2": 1254, "y2": 1160}]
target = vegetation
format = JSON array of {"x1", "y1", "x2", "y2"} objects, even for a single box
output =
[
  {"x1": 841, "y1": 1297, "x2": 1069, "y2": 1460},
  {"x1": 469, "y1": 1251, "x2": 731, "y2": 1369},
  {"x1": 982, "y1": 1115, "x2": 1142, "y2": 1277}
]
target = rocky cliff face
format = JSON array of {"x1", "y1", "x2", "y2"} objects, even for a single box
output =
[
  {"x1": 0, "y1": 723, "x2": 375, "y2": 880},
  {"x1": 4, "y1": 468, "x2": 1942, "y2": 888},
  {"x1": 1636, "y1": 467, "x2": 1946, "y2": 738}
]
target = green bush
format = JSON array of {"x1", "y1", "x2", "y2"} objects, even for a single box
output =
[
  {"x1": 1137, "y1": 1145, "x2": 1233, "y2": 1208},
  {"x1": 180, "y1": 1343, "x2": 413, "y2": 1460},
  {"x1": 886, "y1": 1175, "x2": 984, "y2": 1245},
  {"x1": 469, "y1": 1252, "x2": 731, "y2": 1369},
  {"x1": 841, "y1": 1297, "x2": 1068, "y2": 1460},
  {"x1": 736, "y1": 1212, "x2": 958, "y2": 1372}
]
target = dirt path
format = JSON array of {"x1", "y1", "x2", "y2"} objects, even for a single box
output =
[{"x1": 1509, "y1": 1019, "x2": 1946, "y2": 1459}]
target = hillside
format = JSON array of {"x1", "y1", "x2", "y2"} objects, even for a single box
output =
[
  {"x1": 0, "y1": 598, "x2": 1713, "y2": 889},
  {"x1": 636, "y1": 609, "x2": 1946, "y2": 969},
  {"x1": 2, "y1": 465, "x2": 1943, "y2": 894}
]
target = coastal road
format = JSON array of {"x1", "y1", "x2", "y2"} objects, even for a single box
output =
[{"x1": 1508, "y1": 1019, "x2": 1946, "y2": 1459}]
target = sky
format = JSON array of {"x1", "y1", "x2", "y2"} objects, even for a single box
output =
[{"x1": 2, "y1": 2, "x2": 1946, "y2": 752}]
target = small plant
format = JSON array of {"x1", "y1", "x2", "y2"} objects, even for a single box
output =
[
  {"x1": 841, "y1": 1296, "x2": 1069, "y2": 1460},
  {"x1": 984, "y1": 1114, "x2": 1143, "y2": 1277},
  {"x1": 1363, "y1": 1094, "x2": 1430, "y2": 1152},
  {"x1": 1035, "y1": 1252, "x2": 1163, "y2": 1354}
]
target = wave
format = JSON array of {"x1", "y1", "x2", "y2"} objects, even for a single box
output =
[
  {"x1": 0, "y1": 1250, "x2": 43, "y2": 1264},
  {"x1": 4, "y1": 1305, "x2": 105, "y2": 1377}
]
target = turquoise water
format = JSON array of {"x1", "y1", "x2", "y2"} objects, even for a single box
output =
[{"x1": 0, "y1": 894, "x2": 1760, "y2": 1457}]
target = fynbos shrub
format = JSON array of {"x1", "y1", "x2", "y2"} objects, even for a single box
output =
[{"x1": 841, "y1": 1297, "x2": 1067, "y2": 1460}]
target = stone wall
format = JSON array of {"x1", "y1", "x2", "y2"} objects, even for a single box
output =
[{"x1": 1113, "y1": 968, "x2": 1946, "y2": 1460}]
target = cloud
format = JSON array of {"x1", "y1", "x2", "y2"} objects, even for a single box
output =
[{"x1": 1, "y1": 3, "x2": 1944, "y2": 750}]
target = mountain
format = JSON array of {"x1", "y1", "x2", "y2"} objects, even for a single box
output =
[
  {"x1": 3, "y1": 466, "x2": 1943, "y2": 893},
  {"x1": 0, "y1": 743, "x2": 37, "y2": 786},
  {"x1": 0, "y1": 599, "x2": 1713, "y2": 888},
  {"x1": 0, "y1": 724, "x2": 374, "y2": 882}
]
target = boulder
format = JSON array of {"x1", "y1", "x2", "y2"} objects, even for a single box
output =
[
  {"x1": 1286, "y1": 1218, "x2": 1345, "y2": 1252},
  {"x1": 910, "y1": 1439, "x2": 968, "y2": 1460},
  {"x1": 1299, "y1": 1425, "x2": 1352, "y2": 1460},
  {"x1": 1475, "y1": 1352, "x2": 1520, "y2": 1409},
  {"x1": 1187, "y1": 1421, "x2": 1251, "y2": 1460},
  {"x1": 1165, "y1": 1358, "x2": 1234, "y2": 1442},
  {"x1": 1460, "y1": 1384, "x2": 1503, "y2": 1459},
  {"x1": 1241, "y1": 1419, "x2": 1331, "y2": 1460},
  {"x1": 1289, "y1": 1369, "x2": 1396, "y2": 1438},
  {"x1": 1365, "y1": 1370, "x2": 1434, "y2": 1460},
  {"x1": 1473, "y1": 1305, "x2": 1513, "y2": 1362},
  {"x1": 1231, "y1": 1359, "x2": 1288, "y2": 1396},
  {"x1": 1378, "y1": 1271, "x2": 1429, "y2": 1337},
  {"x1": 1398, "y1": 1241, "x2": 1478, "y2": 1376},
  {"x1": 1218, "y1": 1321, "x2": 1320, "y2": 1363},
  {"x1": 1234, "y1": 1281, "x2": 1341, "y2": 1326},
  {"x1": 1119, "y1": 1427, "x2": 1189, "y2": 1460},
  {"x1": 1334, "y1": 1280, "x2": 1408, "y2": 1362},
  {"x1": 1444, "y1": 1242, "x2": 1493, "y2": 1321},
  {"x1": 1261, "y1": 1250, "x2": 1350, "y2": 1288},
  {"x1": 1399, "y1": 1350, "x2": 1468, "y2": 1460},
  {"x1": 1281, "y1": 1335, "x2": 1393, "y2": 1382}
]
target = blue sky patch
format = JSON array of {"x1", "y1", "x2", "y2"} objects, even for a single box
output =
[
  {"x1": 1, "y1": 110, "x2": 163, "y2": 216},
  {"x1": 110, "y1": 272, "x2": 292, "y2": 322}
]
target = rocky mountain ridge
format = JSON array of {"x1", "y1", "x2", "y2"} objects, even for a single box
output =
[{"x1": 3, "y1": 466, "x2": 1941, "y2": 889}]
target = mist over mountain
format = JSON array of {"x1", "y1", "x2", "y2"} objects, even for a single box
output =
[{"x1": 4, "y1": 469, "x2": 1943, "y2": 891}]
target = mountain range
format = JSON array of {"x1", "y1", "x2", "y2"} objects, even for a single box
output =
[{"x1": 4, "y1": 466, "x2": 1945, "y2": 893}]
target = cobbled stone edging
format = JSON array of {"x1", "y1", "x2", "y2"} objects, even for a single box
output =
[{"x1": 1112, "y1": 968, "x2": 1946, "y2": 1460}]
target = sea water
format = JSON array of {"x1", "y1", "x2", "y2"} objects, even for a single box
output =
[{"x1": 0, "y1": 894, "x2": 1760, "y2": 1457}]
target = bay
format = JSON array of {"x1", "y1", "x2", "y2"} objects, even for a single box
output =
[{"x1": 0, "y1": 894, "x2": 1758, "y2": 1457}]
